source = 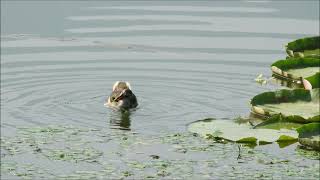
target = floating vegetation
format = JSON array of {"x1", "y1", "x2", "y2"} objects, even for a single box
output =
[
  {"x1": 296, "y1": 145, "x2": 320, "y2": 160},
  {"x1": 44, "y1": 147, "x2": 103, "y2": 162},
  {"x1": 253, "y1": 114, "x2": 303, "y2": 130},
  {"x1": 187, "y1": 118, "x2": 298, "y2": 145},
  {"x1": 250, "y1": 88, "x2": 319, "y2": 122},
  {"x1": 286, "y1": 36, "x2": 320, "y2": 58},
  {"x1": 273, "y1": 36, "x2": 320, "y2": 89},
  {"x1": 1, "y1": 125, "x2": 319, "y2": 179},
  {"x1": 271, "y1": 57, "x2": 320, "y2": 88},
  {"x1": 1, "y1": 162, "x2": 17, "y2": 174},
  {"x1": 306, "y1": 72, "x2": 320, "y2": 89},
  {"x1": 58, "y1": 171, "x2": 108, "y2": 180},
  {"x1": 304, "y1": 49, "x2": 320, "y2": 58},
  {"x1": 297, "y1": 123, "x2": 320, "y2": 151},
  {"x1": 287, "y1": 67, "x2": 319, "y2": 79},
  {"x1": 122, "y1": 170, "x2": 134, "y2": 177},
  {"x1": 127, "y1": 160, "x2": 147, "y2": 169},
  {"x1": 249, "y1": 36, "x2": 320, "y2": 153}
]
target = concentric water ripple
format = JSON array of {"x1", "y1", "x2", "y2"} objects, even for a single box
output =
[{"x1": 1, "y1": 1, "x2": 319, "y2": 135}]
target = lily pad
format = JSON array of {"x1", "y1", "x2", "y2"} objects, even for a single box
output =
[
  {"x1": 286, "y1": 36, "x2": 320, "y2": 58},
  {"x1": 287, "y1": 67, "x2": 319, "y2": 79},
  {"x1": 269, "y1": 77, "x2": 303, "y2": 89},
  {"x1": 304, "y1": 49, "x2": 320, "y2": 58},
  {"x1": 187, "y1": 119, "x2": 298, "y2": 144},
  {"x1": 296, "y1": 123, "x2": 320, "y2": 151},
  {"x1": 254, "y1": 114, "x2": 303, "y2": 130},
  {"x1": 271, "y1": 58, "x2": 320, "y2": 88},
  {"x1": 306, "y1": 72, "x2": 320, "y2": 89},
  {"x1": 250, "y1": 88, "x2": 320, "y2": 122}
]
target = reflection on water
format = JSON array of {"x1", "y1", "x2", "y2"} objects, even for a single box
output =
[
  {"x1": 1, "y1": 1, "x2": 319, "y2": 179},
  {"x1": 109, "y1": 109, "x2": 132, "y2": 130}
]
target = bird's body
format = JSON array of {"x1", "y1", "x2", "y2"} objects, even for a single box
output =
[{"x1": 105, "y1": 81, "x2": 138, "y2": 109}]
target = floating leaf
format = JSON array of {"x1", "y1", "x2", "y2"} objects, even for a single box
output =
[
  {"x1": 272, "y1": 58, "x2": 319, "y2": 72},
  {"x1": 286, "y1": 36, "x2": 320, "y2": 58},
  {"x1": 187, "y1": 119, "x2": 298, "y2": 144},
  {"x1": 286, "y1": 36, "x2": 320, "y2": 51},
  {"x1": 251, "y1": 88, "x2": 320, "y2": 122},
  {"x1": 271, "y1": 58, "x2": 319, "y2": 88},
  {"x1": 303, "y1": 49, "x2": 320, "y2": 58},
  {"x1": 254, "y1": 114, "x2": 303, "y2": 130},
  {"x1": 287, "y1": 67, "x2": 319, "y2": 79},
  {"x1": 296, "y1": 123, "x2": 320, "y2": 151},
  {"x1": 306, "y1": 72, "x2": 320, "y2": 89}
]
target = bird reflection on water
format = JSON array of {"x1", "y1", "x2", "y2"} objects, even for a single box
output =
[{"x1": 109, "y1": 109, "x2": 132, "y2": 130}]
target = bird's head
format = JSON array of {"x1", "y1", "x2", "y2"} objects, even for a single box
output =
[{"x1": 105, "y1": 81, "x2": 138, "y2": 109}]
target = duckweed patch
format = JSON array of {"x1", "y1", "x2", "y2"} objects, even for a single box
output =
[
  {"x1": 296, "y1": 146, "x2": 320, "y2": 160},
  {"x1": 44, "y1": 148, "x2": 103, "y2": 162},
  {"x1": 1, "y1": 162, "x2": 17, "y2": 174},
  {"x1": 297, "y1": 123, "x2": 320, "y2": 150},
  {"x1": 1, "y1": 125, "x2": 320, "y2": 179},
  {"x1": 58, "y1": 171, "x2": 108, "y2": 180},
  {"x1": 122, "y1": 170, "x2": 134, "y2": 177}
]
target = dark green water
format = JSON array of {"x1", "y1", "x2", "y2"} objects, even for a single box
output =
[{"x1": 1, "y1": 1, "x2": 319, "y2": 179}]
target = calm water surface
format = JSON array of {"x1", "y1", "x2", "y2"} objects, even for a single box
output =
[{"x1": 1, "y1": 1, "x2": 319, "y2": 179}]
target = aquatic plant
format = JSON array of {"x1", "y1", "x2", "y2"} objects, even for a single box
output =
[
  {"x1": 188, "y1": 119, "x2": 298, "y2": 145},
  {"x1": 271, "y1": 58, "x2": 320, "y2": 88},
  {"x1": 250, "y1": 88, "x2": 319, "y2": 122},
  {"x1": 286, "y1": 36, "x2": 319, "y2": 58},
  {"x1": 296, "y1": 123, "x2": 320, "y2": 151}
]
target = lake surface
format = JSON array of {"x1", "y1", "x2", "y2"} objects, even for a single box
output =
[{"x1": 1, "y1": 1, "x2": 319, "y2": 179}]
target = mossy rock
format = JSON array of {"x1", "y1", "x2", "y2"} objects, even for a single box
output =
[{"x1": 250, "y1": 88, "x2": 319, "y2": 123}]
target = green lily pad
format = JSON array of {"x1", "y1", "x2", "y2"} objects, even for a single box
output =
[
  {"x1": 306, "y1": 72, "x2": 320, "y2": 89},
  {"x1": 303, "y1": 49, "x2": 320, "y2": 58},
  {"x1": 270, "y1": 76, "x2": 304, "y2": 89},
  {"x1": 286, "y1": 36, "x2": 320, "y2": 58},
  {"x1": 251, "y1": 88, "x2": 319, "y2": 122},
  {"x1": 287, "y1": 36, "x2": 320, "y2": 51},
  {"x1": 287, "y1": 67, "x2": 319, "y2": 79},
  {"x1": 296, "y1": 123, "x2": 320, "y2": 151},
  {"x1": 187, "y1": 119, "x2": 298, "y2": 144},
  {"x1": 272, "y1": 58, "x2": 320, "y2": 72},
  {"x1": 271, "y1": 58, "x2": 320, "y2": 88},
  {"x1": 254, "y1": 114, "x2": 303, "y2": 130}
]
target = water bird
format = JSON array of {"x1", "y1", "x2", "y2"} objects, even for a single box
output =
[{"x1": 105, "y1": 81, "x2": 138, "y2": 109}]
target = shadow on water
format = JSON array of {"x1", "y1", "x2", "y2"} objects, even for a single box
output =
[{"x1": 109, "y1": 109, "x2": 132, "y2": 130}]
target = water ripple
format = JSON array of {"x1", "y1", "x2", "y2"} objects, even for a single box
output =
[{"x1": 1, "y1": 2, "x2": 318, "y2": 133}]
